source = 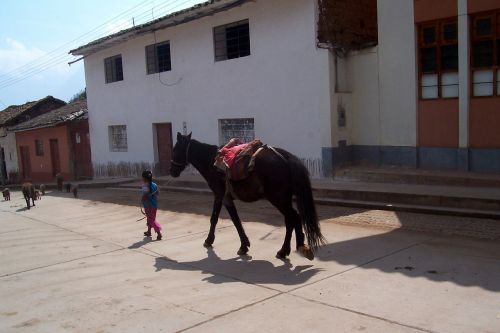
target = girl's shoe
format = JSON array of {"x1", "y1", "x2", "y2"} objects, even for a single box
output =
[
  {"x1": 157, "y1": 233, "x2": 162, "y2": 241},
  {"x1": 144, "y1": 231, "x2": 152, "y2": 237}
]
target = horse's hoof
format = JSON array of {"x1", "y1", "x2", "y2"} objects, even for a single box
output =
[
  {"x1": 276, "y1": 250, "x2": 287, "y2": 259},
  {"x1": 298, "y1": 245, "x2": 314, "y2": 261},
  {"x1": 203, "y1": 242, "x2": 213, "y2": 248},
  {"x1": 237, "y1": 247, "x2": 248, "y2": 256}
]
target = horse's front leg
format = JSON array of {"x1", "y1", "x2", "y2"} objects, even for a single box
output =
[
  {"x1": 225, "y1": 202, "x2": 250, "y2": 255},
  {"x1": 204, "y1": 197, "x2": 222, "y2": 248}
]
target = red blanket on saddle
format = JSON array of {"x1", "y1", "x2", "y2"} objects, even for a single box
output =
[{"x1": 215, "y1": 139, "x2": 264, "y2": 180}]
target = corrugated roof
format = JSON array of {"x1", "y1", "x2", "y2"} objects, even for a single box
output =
[
  {"x1": 9, "y1": 99, "x2": 88, "y2": 132},
  {"x1": 70, "y1": 0, "x2": 249, "y2": 56},
  {"x1": 0, "y1": 96, "x2": 63, "y2": 126}
]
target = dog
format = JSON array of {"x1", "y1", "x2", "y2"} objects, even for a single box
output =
[
  {"x1": 65, "y1": 183, "x2": 71, "y2": 193},
  {"x1": 40, "y1": 184, "x2": 46, "y2": 195},
  {"x1": 2, "y1": 188, "x2": 10, "y2": 201},
  {"x1": 72, "y1": 186, "x2": 78, "y2": 198},
  {"x1": 35, "y1": 189, "x2": 42, "y2": 200},
  {"x1": 21, "y1": 183, "x2": 36, "y2": 209}
]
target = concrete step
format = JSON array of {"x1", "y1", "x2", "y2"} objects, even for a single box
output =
[
  {"x1": 312, "y1": 184, "x2": 500, "y2": 211},
  {"x1": 334, "y1": 167, "x2": 500, "y2": 188},
  {"x1": 117, "y1": 181, "x2": 500, "y2": 219}
]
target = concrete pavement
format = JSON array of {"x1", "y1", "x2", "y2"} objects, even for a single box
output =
[{"x1": 0, "y1": 189, "x2": 499, "y2": 332}]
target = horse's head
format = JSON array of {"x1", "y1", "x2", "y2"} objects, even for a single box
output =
[{"x1": 170, "y1": 132, "x2": 192, "y2": 178}]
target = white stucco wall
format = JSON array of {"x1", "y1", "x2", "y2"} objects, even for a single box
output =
[
  {"x1": 376, "y1": 0, "x2": 417, "y2": 147},
  {"x1": 344, "y1": 0, "x2": 417, "y2": 148},
  {"x1": 0, "y1": 131, "x2": 19, "y2": 176},
  {"x1": 347, "y1": 48, "x2": 380, "y2": 146},
  {"x1": 84, "y1": 0, "x2": 330, "y2": 166}
]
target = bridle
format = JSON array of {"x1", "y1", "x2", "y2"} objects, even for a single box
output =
[{"x1": 171, "y1": 140, "x2": 191, "y2": 168}]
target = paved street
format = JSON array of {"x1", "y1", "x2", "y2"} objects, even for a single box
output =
[{"x1": 0, "y1": 189, "x2": 499, "y2": 333}]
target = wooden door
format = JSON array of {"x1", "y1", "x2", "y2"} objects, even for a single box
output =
[
  {"x1": 50, "y1": 139, "x2": 61, "y2": 177},
  {"x1": 155, "y1": 123, "x2": 172, "y2": 176},
  {"x1": 19, "y1": 146, "x2": 31, "y2": 180}
]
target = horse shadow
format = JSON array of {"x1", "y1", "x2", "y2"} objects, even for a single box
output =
[{"x1": 153, "y1": 248, "x2": 323, "y2": 286}]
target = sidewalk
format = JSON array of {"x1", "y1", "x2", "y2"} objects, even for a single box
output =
[{"x1": 116, "y1": 172, "x2": 500, "y2": 218}]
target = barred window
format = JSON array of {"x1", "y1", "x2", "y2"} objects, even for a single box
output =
[
  {"x1": 35, "y1": 139, "x2": 44, "y2": 156},
  {"x1": 146, "y1": 41, "x2": 171, "y2": 74},
  {"x1": 218, "y1": 118, "x2": 254, "y2": 146},
  {"x1": 104, "y1": 54, "x2": 123, "y2": 83},
  {"x1": 214, "y1": 20, "x2": 250, "y2": 62},
  {"x1": 108, "y1": 125, "x2": 127, "y2": 152}
]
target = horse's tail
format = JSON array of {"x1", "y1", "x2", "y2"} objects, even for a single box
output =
[{"x1": 279, "y1": 149, "x2": 326, "y2": 252}]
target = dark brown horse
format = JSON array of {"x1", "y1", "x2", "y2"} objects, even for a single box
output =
[{"x1": 170, "y1": 133, "x2": 325, "y2": 260}]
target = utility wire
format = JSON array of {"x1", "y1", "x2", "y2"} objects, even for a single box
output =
[{"x1": 0, "y1": 0, "x2": 198, "y2": 90}]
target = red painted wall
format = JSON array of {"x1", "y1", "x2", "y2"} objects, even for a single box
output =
[
  {"x1": 470, "y1": 98, "x2": 500, "y2": 148},
  {"x1": 414, "y1": 0, "x2": 457, "y2": 23},
  {"x1": 16, "y1": 125, "x2": 71, "y2": 183},
  {"x1": 418, "y1": 100, "x2": 459, "y2": 147},
  {"x1": 468, "y1": 0, "x2": 500, "y2": 14}
]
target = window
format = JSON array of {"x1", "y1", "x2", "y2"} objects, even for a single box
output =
[
  {"x1": 146, "y1": 41, "x2": 171, "y2": 74},
  {"x1": 218, "y1": 118, "x2": 254, "y2": 146},
  {"x1": 418, "y1": 20, "x2": 459, "y2": 99},
  {"x1": 108, "y1": 125, "x2": 127, "y2": 152},
  {"x1": 214, "y1": 20, "x2": 250, "y2": 62},
  {"x1": 35, "y1": 139, "x2": 44, "y2": 156},
  {"x1": 104, "y1": 55, "x2": 123, "y2": 83},
  {"x1": 471, "y1": 12, "x2": 500, "y2": 96}
]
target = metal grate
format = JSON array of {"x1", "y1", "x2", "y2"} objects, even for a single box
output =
[
  {"x1": 108, "y1": 125, "x2": 128, "y2": 152},
  {"x1": 35, "y1": 139, "x2": 44, "y2": 156},
  {"x1": 218, "y1": 118, "x2": 254, "y2": 146},
  {"x1": 146, "y1": 41, "x2": 172, "y2": 74},
  {"x1": 104, "y1": 54, "x2": 123, "y2": 83},
  {"x1": 214, "y1": 19, "x2": 250, "y2": 62}
]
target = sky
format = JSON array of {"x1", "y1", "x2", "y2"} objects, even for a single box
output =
[{"x1": 0, "y1": 0, "x2": 205, "y2": 108}]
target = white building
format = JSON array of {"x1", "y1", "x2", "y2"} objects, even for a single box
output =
[
  {"x1": 72, "y1": 0, "x2": 334, "y2": 177},
  {"x1": 72, "y1": 0, "x2": 500, "y2": 176}
]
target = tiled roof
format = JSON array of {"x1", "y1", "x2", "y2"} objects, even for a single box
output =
[
  {"x1": 0, "y1": 101, "x2": 38, "y2": 126},
  {"x1": 70, "y1": 0, "x2": 249, "y2": 56},
  {"x1": 9, "y1": 99, "x2": 88, "y2": 131}
]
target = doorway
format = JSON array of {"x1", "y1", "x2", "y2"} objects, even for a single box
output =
[
  {"x1": 154, "y1": 123, "x2": 172, "y2": 176},
  {"x1": 50, "y1": 139, "x2": 61, "y2": 177},
  {"x1": 19, "y1": 146, "x2": 31, "y2": 180}
]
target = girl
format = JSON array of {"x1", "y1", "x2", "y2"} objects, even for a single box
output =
[{"x1": 141, "y1": 170, "x2": 162, "y2": 240}]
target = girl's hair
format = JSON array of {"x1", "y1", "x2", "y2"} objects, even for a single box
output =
[{"x1": 142, "y1": 170, "x2": 153, "y2": 182}]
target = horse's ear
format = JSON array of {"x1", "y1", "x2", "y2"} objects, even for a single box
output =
[
  {"x1": 177, "y1": 132, "x2": 182, "y2": 140},
  {"x1": 187, "y1": 132, "x2": 192, "y2": 140}
]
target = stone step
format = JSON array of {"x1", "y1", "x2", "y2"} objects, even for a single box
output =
[{"x1": 334, "y1": 167, "x2": 500, "y2": 188}]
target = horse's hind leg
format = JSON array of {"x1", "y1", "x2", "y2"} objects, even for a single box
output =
[
  {"x1": 204, "y1": 197, "x2": 222, "y2": 248},
  {"x1": 224, "y1": 202, "x2": 250, "y2": 255},
  {"x1": 276, "y1": 221, "x2": 293, "y2": 259}
]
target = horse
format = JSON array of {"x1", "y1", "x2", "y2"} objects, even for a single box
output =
[
  {"x1": 170, "y1": 133, "x2": 325, "y2": 260},
  {"x1": 21, "y1": 182, "x2": 36, "y2": 209}
]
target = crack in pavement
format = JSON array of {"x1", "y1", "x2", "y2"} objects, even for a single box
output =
[{"x1": 0, "y1": 207, "x2": 439, "y2": 333}]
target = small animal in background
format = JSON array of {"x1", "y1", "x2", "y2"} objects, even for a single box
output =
[
  {"x1": 72, "y1": 186, "x2": 78, "y2": 198},
  {"x1": 21, "y1": 183, "x2": 36, "y2": 209},
  {"x1": 40, "y1": 184, "x2": 46, "y2": 195},
  {"x1": 2, "y1": 188, "x2": 10, "y2": 201},
  {"x1": 35, "y1": 189, "x2": 42, "y2": 200},
  {"x1": 65, "y1": 183, "x2": 71, "y2": 193}
]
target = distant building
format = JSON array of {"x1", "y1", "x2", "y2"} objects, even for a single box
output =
[
  {"x1": 0, "y1": 96, "x2": 65, "y2": 183},
  {"x1": 10, "y1": 99, "x2": 92, "y2": 183},
  {"x1": 71, "y1": 0, "x2": 500, "y2": 177}
]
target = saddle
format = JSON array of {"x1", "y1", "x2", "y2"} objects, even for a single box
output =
[{"x1": 215, "y1": 139, "x2": 264, "y2": 181}]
